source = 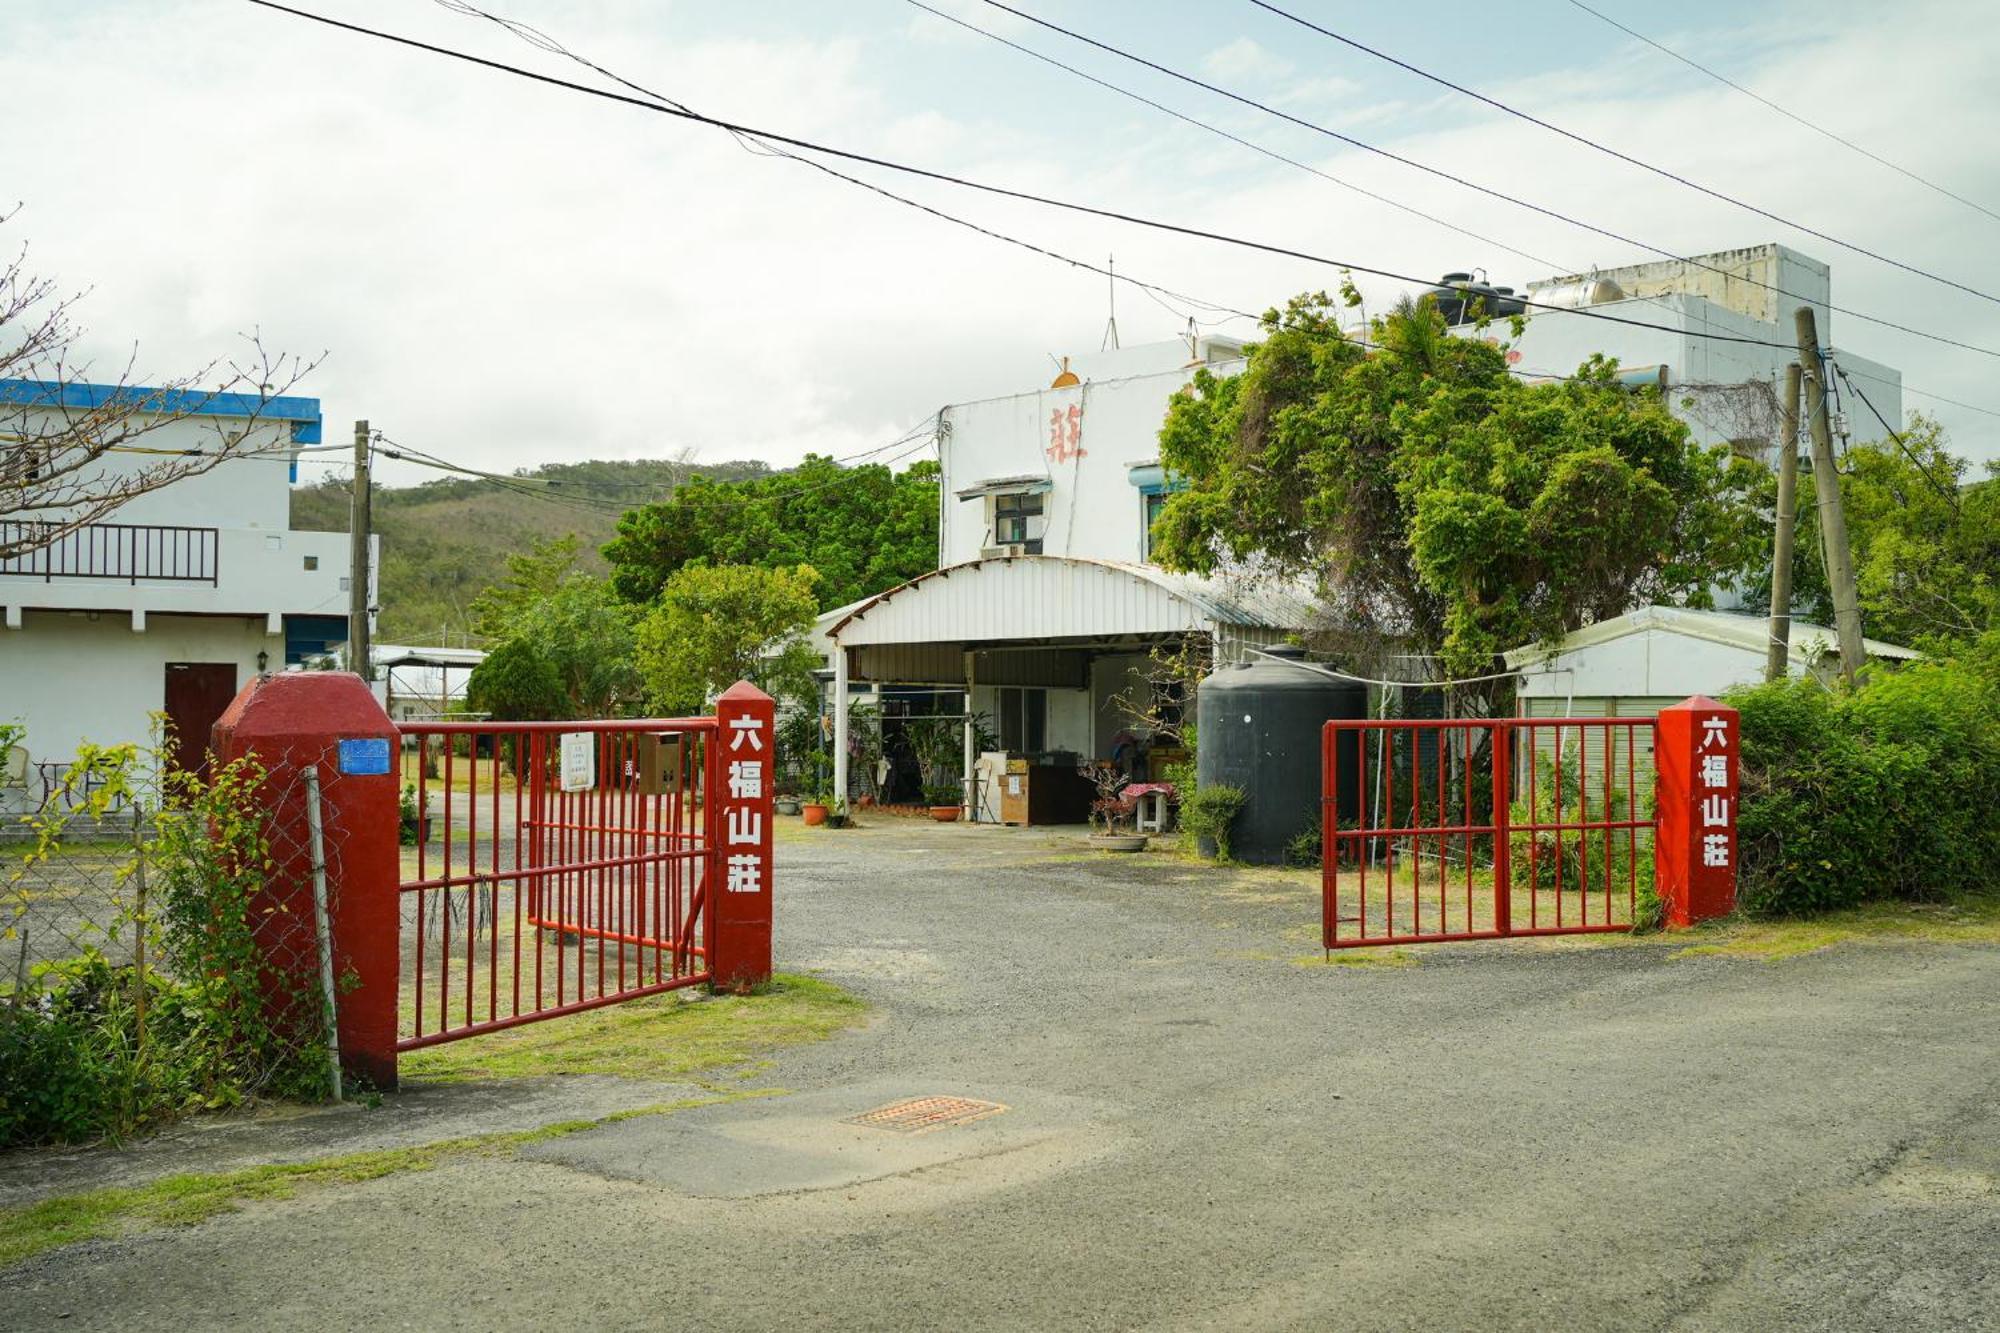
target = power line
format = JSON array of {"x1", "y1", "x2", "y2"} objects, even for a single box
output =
[
  {"x1": 1246, "y1": 0, "x2": 2000, "y2": 308},
  {"x1": 241, "y1": 0, "x2": 1806, "y2": 355},
  {"x1": 1561, "y1": 0, "x2": 2000, "y2": 228},
  {"x1": 1831, "y1": 361, "x2": 1961, "y2": 508},
  {"x1": 967, "y1": 0, "x2": 2000, "y2": 359},
  {"x1": 432, "y1": 0, "x2": 1249, "y2": 331}
]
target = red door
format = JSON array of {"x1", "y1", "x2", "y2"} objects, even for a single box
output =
[{"x1": 163, "y1": 662, "x2": 239, "y2": 779}]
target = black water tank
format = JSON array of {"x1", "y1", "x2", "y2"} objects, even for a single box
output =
[{"x1": 1196, "y1": 646, "x2": 1368, "y2": 863}]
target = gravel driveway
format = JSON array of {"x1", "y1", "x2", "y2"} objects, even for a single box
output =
[{"x1": 8, "y1": 818, "x2": 1999, "y2": 1330}]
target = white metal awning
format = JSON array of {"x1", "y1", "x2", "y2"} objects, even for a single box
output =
[
  {"x1": 828, "y1": 555, "x2": 1314, "y2": 648},
  {"x1": 951, "y1": 475, "x2": 1053, "y2": 501}
]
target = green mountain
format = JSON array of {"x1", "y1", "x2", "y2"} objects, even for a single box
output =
[{"x1": 290, "y1": 457, "x2": 770, "y2": 644}]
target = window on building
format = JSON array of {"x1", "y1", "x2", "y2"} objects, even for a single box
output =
[
  {"x1": 303, "y1": 555, "x2": 318, "y2": 571},
  {"x1": 1141, "y1": 492, "x2": 1169, "y2": 561},
  {"x1": 997, "y1": 686, "x2": 1047, "y2": 754},
  {"x1": 992, "y1": 492, "x2": 1045, "y2": 554}
]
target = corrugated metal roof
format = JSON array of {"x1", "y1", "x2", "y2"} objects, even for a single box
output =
[
  {"x1": 1503, "y1": 604, "x2": 1919, "y2": 668},
  {"x1": 828, "y1": 556, "x2": 1315, "y2": 647}
]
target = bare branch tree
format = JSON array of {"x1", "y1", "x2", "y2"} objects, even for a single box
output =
[{"x1": 0, "y1": 215, "x2": 323, "y2": 561}]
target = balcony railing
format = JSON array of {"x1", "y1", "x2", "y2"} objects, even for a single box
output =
[{"x1": 0, "y1": 520, "x2": 220, "y2": 585}]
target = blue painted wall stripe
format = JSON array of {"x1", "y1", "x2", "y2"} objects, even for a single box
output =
[{"x1": 0, "y1": 378, "x2": 322, "y2": 445}]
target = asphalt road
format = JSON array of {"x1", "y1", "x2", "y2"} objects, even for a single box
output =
[{"x1": 9, "y1": 820, "x2": 2000, "y2": 1330}]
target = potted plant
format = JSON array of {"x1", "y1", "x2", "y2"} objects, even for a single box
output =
[
  {"x1": 775, "y1": 792, "x2": 802, "y2": 817},
  {"x1": 399, "y1": 782, "x2": 433, "y2": 845},
  {"x1": 923, "y1": 781, "x2": 964, "y2": 822},
  {"x1": 1081, "y1": 762, "x2": 1147, "y2": 851}
]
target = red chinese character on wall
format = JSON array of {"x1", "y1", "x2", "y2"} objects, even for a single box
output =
[{"x1": 1047, "y1": 402, "x2": 1084, "y2": 464}]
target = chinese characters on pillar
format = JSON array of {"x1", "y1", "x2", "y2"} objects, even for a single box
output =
[
  {"x1": 722, "y1": 716, "x2": 765, "y2": 894},
  {"x1": 1698, "y1": 716, "x2": 1733, "y2": 869},
  {"x1": 1046, "y1": 401, "x2": 1084, "y2": 464}
]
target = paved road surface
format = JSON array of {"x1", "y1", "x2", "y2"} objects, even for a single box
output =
[{"x1": 9, "y1": 821, "x2": 1999, "y2": 1330}]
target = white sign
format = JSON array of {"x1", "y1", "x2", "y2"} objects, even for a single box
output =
[{"x1": 559, "y1": 731, "x2": 596, "y2": 792}]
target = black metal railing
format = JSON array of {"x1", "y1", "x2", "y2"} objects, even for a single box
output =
[{"x1": 0, "y1": 521, "x2": 220, "y2": 585}]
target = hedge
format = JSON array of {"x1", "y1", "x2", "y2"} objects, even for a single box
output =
[{"x1": 1727, "y1": 646, "x2": 2000, "y2": 916}]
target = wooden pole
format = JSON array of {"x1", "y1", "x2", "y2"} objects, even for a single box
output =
[
  {"x1": 1764, "y1": 363, "x2": 1803, "y2": 682},
  {"x1": 1793, "y1": 309, "x2": 1866, "y2": 684}
]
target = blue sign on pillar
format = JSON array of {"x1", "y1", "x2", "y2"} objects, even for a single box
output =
[{"x1": 338, "y1": 737, "x2": 392, "y2": 776}]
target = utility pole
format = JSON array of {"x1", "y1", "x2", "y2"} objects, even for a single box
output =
[
  {"x1": 1764, "y1": 362, "x2": 1803, "y2": 683},
  {"x1": 1793, "y1": 308, "x2": 1866, "y2": 685},
  {"x1": 348, "y1": 419, "x2": 373, "y2": 682}
]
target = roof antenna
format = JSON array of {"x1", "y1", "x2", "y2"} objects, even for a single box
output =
[{"x1": 1101, "y1": 254, "x2": 1120, "y2": 352}]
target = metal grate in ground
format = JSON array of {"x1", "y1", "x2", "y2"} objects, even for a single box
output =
[{"x1": 843, "y1": 1096, "x2": 1008, "y2": 1134}]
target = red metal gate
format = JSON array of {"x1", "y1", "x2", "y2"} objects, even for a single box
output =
[
  {"x1": 1321, "y1": 717, "x2": 1656, "y2": 948},
  {"x1": 396, "y1": 717, "x2": 718, "y2": 1049}
]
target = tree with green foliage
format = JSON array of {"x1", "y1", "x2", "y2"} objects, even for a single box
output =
[
  {"x1": 635, "y1": 564, "x2": 822, "y2": 714},
  {"x1": 1747, "y1": 416, "x2": 1998, "y2": 651},
  {"x1": 467, "y1": 534, "x2": 581, "y2": 641},
  {"x1": 1151, "y1": 294, "x2": 1765, "y2": 706},
  {"x1": 465, "y1": 576, "x2": 639, "y2": 720},
  {"x1": 605, "y1": 455, "x2": 939, "y2": 611}
]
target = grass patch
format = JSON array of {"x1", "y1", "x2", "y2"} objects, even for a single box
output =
[
  {"x1": 399, "y1": 972, "x2": 865, "y2": 1083},
  {"x1": 1667, "y1": 892, "x2": 2000, "y2": 962},
  {"x1": 0, "y1": 1090, "x2": 774, "y2": 1270}
]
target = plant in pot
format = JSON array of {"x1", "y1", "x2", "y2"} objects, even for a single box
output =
[
  {"x1": 799, "y1": 753, "x2": 834, "y2": 826},
  {"x1": 922, "y1": 781, "x2": 964, "y2": 822},
  {"x1": 1080, "y1": 762, "x2": 1147, "y2": 851}
]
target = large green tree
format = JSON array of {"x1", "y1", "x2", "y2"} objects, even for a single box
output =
[
  {"x1": 1748, "y1": 416, "x2": 1998, "y2": 651},
  {"x1": 604, "y1": 456, "x2": 938, "y2": 611},
  {"x1": 465, "y1": 575, "x2": 639, "y2": 720},
  {"x1": 635, "y1": 564, "x2": 822, "y2": 714},
  {"x1": 1152, "y1": 294, "x2": 1764, "y2": 701}
]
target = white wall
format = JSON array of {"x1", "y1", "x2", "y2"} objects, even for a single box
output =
[
  {"x1": 0, "y1": 610, "x2": 269, "y2": 768},
  {"x1": 11, "y1": 410, "x2": 302, "y2": 531},
  {"x1": 1515, "y1": 627, "x2": 1777, "y2": 703},
  {"x1": 938, "y1": 339, "x2": 1244, "y2": 567}
]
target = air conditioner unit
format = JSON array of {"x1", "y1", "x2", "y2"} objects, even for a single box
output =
[{"x1": 981, "y1": 543, "x2": 1029, "y2": 559}]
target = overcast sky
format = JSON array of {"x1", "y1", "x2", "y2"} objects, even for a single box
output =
[{"x1": 8, "y1": 0, "x2": 2000, "y2": 483}]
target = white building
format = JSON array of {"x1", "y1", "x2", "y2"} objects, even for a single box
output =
[
  {"x1": 0, "y1": 381, "x2": 365, "y2": 804},
  {"x1": 1452, "y1": 242, "x2": 1904, "y2": 459},
  {"x1": 1506, "y1": 604, "x2": 1918, "y2": 722},
  {"x1": 374, "y1": 643, "x2": 486, "y2": 725},
  {"x1": 820, "y1": 334, "x2": 1315, "y2": 817}
]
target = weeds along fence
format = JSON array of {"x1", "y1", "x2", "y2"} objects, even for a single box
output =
[{"x1": 1, "y1": 744, "x2": 349, "y2": 1147}]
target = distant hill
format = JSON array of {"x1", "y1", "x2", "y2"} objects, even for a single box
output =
[{"x1": 291, "y1": 457, "x2": 769, "y2": 644}]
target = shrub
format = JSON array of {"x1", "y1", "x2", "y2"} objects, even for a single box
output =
[
  {"x1": 1181, "y1": 784, "x2": 1247, "y2": 861},
  {"x1": 1507, "y1": 740, "x2": 1653, "y2": 899},
  {"x1": 1729, "y1": 654, "x2": 2000, "y2": 916},
  {"x1": 1283, "y1": 816, "x2": 1323, "y2": 868}
]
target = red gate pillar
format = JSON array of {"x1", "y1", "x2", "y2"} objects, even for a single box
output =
[
  {"x1": 709, "y1": 681, "x2": 775, "y2": 992},
  {"x1": 210, "y1": 672, "x2": 401, "y2": 1089},
  {"x1": 1654, "y1": 695, "x2": 1739, "y2": 928}
]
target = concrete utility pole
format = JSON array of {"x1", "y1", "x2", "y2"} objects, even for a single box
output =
[
  {"x1": 1793, "y1": 309, "x2": 1866, "y2": 685},
  {"x1": 1764, "y1": 362, "x2": 1803, "y2": 683},
  {"x1": 349, "y1": 419, "x2": 373, "y2": 681}
]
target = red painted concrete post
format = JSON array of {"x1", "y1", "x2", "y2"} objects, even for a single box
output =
[
  {"x1": 1654, "y1": 695, "x2": 1740, "y2": 928},
  {"x1": 210, "y1": 672, "x2": 401, "y2": 1089},
  {"x1": 709, "y1": 681, "x2": 775, "y2": 992}
]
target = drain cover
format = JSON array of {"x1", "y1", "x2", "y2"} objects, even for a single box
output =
[{"x1": 843, "y1": 1096, "x2": 1008, "y2": 1134}]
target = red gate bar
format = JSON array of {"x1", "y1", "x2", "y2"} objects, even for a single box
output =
[
  {"x1": 1322, "y1": 716, "x2": 1656, "y2": 949},
  {"x1": 396, "y1": 716, "x2": 718, "y2": 1051}
]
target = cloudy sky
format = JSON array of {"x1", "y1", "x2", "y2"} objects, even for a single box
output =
[{"x1": 8, "y1": 0, "x2": 2000, "y2": 483}]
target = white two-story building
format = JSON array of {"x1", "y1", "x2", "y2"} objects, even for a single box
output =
[
  {"x1": 819, "y1": 335, "x2": 1315, "y2": 817},
  {"x1": 1, "y1": 381, "x2": 367, "y2": 806}
]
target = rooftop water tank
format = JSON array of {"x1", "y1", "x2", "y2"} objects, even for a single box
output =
[{"x1": 1195, "y1": 646, "x2": 1367, "y2": 864}]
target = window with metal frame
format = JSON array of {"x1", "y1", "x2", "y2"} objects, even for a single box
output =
[{"x1": 992, "y1": 491, "x2": 1045, "y2": 553}]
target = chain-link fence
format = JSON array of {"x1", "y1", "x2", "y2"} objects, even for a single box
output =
[{"x1": 1, "y1": 743, "x2": 348, "y2": 1146}]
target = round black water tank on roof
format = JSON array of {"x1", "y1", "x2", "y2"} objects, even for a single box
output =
[{"x1": 1195, "y1": 646, "x2": 1367, "y2": 864}]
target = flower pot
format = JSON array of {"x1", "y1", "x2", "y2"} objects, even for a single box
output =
[
  {"x1": 774, "y1": 796, "x2": 802, "y2": 816},
  {"x1": 1088, "y1": 833, "x2": 1149, "y2": 852},
  {"x1": 802, "y1": 803, "x2": 829, "y2": 826},
  {"x1": 928, "y1": 805, "x2": 962, "y2": 823}
]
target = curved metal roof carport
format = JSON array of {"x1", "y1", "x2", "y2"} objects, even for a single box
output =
[{"x1": 822, "y1": 556, "x2": 1314, "y2": 814}]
